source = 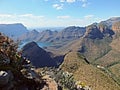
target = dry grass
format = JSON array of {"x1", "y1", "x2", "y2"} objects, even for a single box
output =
[
  {"x1": 108, "y1": 63, "x2": 120, "y2": 85},
  {"x1": 95, "y1": 50, "x2": 120, "y2": 67},
  {"x1": 109, "y1": 63, "x2": 120, "y2": 78},
  {"x1": 61, "y1": 52, "x2": 120, "y2": 90}
]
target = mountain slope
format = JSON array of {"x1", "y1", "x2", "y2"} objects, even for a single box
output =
[
  {"x1": 19, "y1": 29, "x2": 39, "y2": 41},
  {"x1": 36, "y1": 30, "x2": 58, "y2": 42},
  {"x1": 56, "y1": 18, "x2": 120, "y2": 88},
  {"x1": 22, "y1": 42, "x2": 56, "y2": 67},
  {"x1": 19, "y1": 26, "x2": 85, "y2": 43},
  {"x1": 60, "y1": 17, "x2": 120, "y2": 63},
  {"x1": 0, "y1": 23, "x2": 28, "y2": 38},
  {"x1": 61, "y1": 52, "x2": 120, "y2": 90},
  {"x1": 52, "y1": 26, "x2": 85, "y2": 42}
]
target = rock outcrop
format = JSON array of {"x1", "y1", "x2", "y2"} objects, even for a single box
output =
[{"x1": 84, "y1": 24, "x2": 103, "y2": 39}]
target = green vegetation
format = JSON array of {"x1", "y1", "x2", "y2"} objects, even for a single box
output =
[
  {"x1": 61, "y1": 51, "x2": 120, "y2": 90},
  {"x1": 40, "y1": 67, "x2": 91, "y2": 90}
]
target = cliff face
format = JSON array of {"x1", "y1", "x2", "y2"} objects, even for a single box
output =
[
  {"x1": 22, "y1": 42, "x2": 56, "y2": 67},
  {"x1": 112, "y1": 21, "x2": 120, "y2": 38},
  {"x1": 54, "y1": 26, "x2": 85, "y2": 41},
  {"x1": 49, "y1": 17, "x2": 119, "y2": 67},
  {"x1": 112, "y1": 21, "x2": 120, "y2": 31},
  {"x1": 83, "y1": 24, "x2": 103, "y2": 39}
]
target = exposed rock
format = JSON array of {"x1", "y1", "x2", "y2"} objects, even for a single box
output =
[
  {"x1": 0, "y1": 71, "x2": 9, "y2": 86},
  {"x1": 100, "y1": 17, "x2": 120, "y2": 28},
  {"x1": 0, "y1": 70, "x2": 14, "y2": 90},
  {"x1": 112, "y1": 21, "x2": 120, "y2": 31},
  {"x1": 84, "y1": 24, "x2": 103, "y2": 39}
]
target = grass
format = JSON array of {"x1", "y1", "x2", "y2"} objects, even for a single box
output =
[
  {"x1": 61, "y1": 51, "x2": 120, "y2": 90},
  {"x1": 108, "y1": 63, "x2": 120, "y2": 85}
]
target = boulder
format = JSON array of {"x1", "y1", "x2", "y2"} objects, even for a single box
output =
[{"x1": 0, "y1": 71, "x2": 9, "y2": 86}]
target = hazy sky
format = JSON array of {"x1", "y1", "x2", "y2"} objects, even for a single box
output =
[{"x1": 0, "y1": 0, "x2": 119, "y2": 28}]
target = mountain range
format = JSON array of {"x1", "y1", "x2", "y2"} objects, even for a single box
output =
[
  {"x1": 0, "y1": 17, "x2": 120, "y2": 90},
  {"x1": 0, "y1": 23, "x2": 28, "y2": 39},
  {"x1": 18, "y1": 26, "x2": 86, "y2": 43}
]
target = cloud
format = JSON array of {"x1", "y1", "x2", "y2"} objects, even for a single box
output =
[
  {"x1": 82, "y1": 3, "x2": 86, "y2": 7},
  {"x1": 84, "y1": 15, "x2": 94, "y2": 19},
  {"x1": 59, "y1": 0, "x2": 87, "y2": 3},
  {"x1": 57, "y1": 15, "x2": 70, "y2": 19},
  {"x1": 0, "y1": 14, "x2": 44, "y2": 19},
  {"x1": 0, "y1": 13, "x2": 102, "y2": 28},
  {"x1": 19, "y1": 14, "x2": 44, "y2": 19},
  {"x1": 53, "y1": 0, "x2": 89, "y2": 9},
  {"x1": 60, "y1": 0, "x2": 65, "y2": 2},
  {"x1": 79, "y1": 0, "x2": 90, "y2": 8},
  {"x1": 0, "y1": 14, "x2": 12, "y2": 18},
  {"x1": 53, "y1": 4, "x2": 64, "y2": 10},
  {"x1": 66, "y1": 0, "x2": 76, "y2": 3},
  {"x1": 60, "y1": 0, "x2": 76, "y2": 3},
  {"x1": 0, "y1": 14, "x2": 45, "y2": 28},
  {"x1": 79, "y1": 0, "x2": 87, "y2": 2},
  {"x1": 82, "y1": 2, "x2": 90, "y2": 7}
]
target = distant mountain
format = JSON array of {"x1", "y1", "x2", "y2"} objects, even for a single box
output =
[
  {"x1": 83, "y1": 24, "x2": 104, "y2": 39},
  {"x1": 36, "y1": 30, "x2": 58, "y2": 42},
  {"x1": 19, "y1": 26, "x2": 85, "y2": 43},
  {"x1": 56, "y1": 17, "x2": 120, "y2": 90},
  {"x1": 51, "y1": 26, "x2": 85, "y2": 42},
  {"x1": 99, "y1": 17, "x2": 120, "y2": 28},
  {"x1": 0, "y1": 23, "x2": 28, "y2": 39},
  {"x1": 22, "y1": 42, "x2": 56, "y2": 67},
  {"x1": 19, "y1": 29, "x2": 58, "y2": 42},
  {"x1": 61, "y1": 17, "x2": 120, "y2": 62},
  {"x1": 19, "y1": 29, "x2": 39, "y2": 41}
]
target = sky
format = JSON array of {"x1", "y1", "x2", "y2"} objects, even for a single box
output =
[{"x1": 0, "y1": 0, "x2": 120, "y2": 28}]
